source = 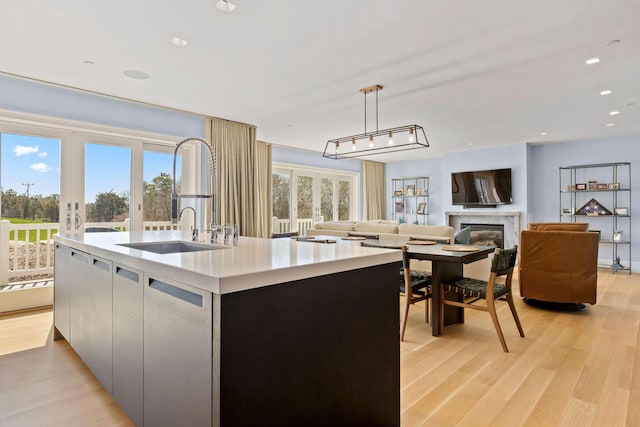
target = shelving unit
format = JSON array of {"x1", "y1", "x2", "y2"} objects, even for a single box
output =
[
  {"x1": 391, "y1": 177, "x2": 429, "y2": 225},
  {"x1": 559, "y1": 162, "x2": 631, "y2": 273}
]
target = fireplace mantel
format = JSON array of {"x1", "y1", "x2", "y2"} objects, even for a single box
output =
[{"x1": 445, "y1": 211, "x2": 521, "y2": 249}]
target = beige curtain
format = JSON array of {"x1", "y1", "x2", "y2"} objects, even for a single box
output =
[
  {"x1": 362, "y1": 160, "x2": 386, "y2": 220},
  {"x1": 206, "y1": 117, "x2": 272, "y2": 238}
]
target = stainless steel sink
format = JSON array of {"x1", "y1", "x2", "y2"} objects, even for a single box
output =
[{"x1": 118, "y1": 241, "x2": 228, "y2": 254}]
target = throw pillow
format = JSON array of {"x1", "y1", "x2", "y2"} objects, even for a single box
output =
[{"x1": 454, "y1": 226, "x2": 471, "y2": 245}]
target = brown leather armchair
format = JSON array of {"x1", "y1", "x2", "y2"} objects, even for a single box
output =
[{"x1": 519, "y1": 223, "x2": 599, "y2": 305}]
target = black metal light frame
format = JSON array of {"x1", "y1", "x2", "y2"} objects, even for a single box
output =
[
  {"x1": 323, "y1": 84, "x2": 429, "y2": 159},
  {"x1": 323, "y1": 124, "x2": 429, "y2": 159}
]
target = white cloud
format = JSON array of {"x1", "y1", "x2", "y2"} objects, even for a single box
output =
[
  {"x1": 38, "y1": 152, "x2": 48, "y2": 158},
  {"x1": 13, "y1": 145, "x2": 39, "y2": 156},
  {"x1": 30, "y1": 162, "x2": 52, "y2": 173}
]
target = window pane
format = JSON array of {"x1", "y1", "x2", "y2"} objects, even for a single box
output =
[
  {"x1": 338, "y1": 180, "x2": 350, "y2": 220},
  {"x1": 143, "y1": 150, "x2": 180, "y2": 222},
  {"x1": 85, "y1": 143, "x2": 131, "y2": 227},
  {"x1": 1, "y1": 133, "x2": 61, "y2": 223},
  {"x1": 321, "y1": 177, "x2": 333, "y2": 222},
  {"x1": 272, "y1": 172, "x2": 291, "y2": 232},
  {"x1": 297, "y1": 176, "x2": 313, "y2": 219}
]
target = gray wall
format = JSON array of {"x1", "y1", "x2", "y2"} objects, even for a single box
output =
[
  {"x1": 386, "y1": 135, "x2": 639, "y2": 270},
  {"x1": 385, "y1": 143, "x2": 528, "y2": 227},
  {"x1": 0, "y1": 74, "x2": 204, "y2": 136}
]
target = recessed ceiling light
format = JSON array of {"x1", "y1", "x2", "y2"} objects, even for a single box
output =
[
  {"x1": 585, "y1": 57, "x2": 600, "y2": 65},
  {"x1": 540, "y1": 132, "x2": 548, "y2": 136},
  {"x1": 606, "y1": 123, "x2": 616, "y2": 127},
  {"x1": 123, "y1": 69, "x2": 150, "y2": 80},
  {"x1": 467, "y1": 142, "x2": 473, "y2": 146},
  {"x1": 610, "y1": 111, "x2": 620, "y2": 116},
  {"x1": 606, "y1": 39, "x2": 621, "y2": 46},
  {"x1": 600, "y1": 90, "x2": 612, "y2": 96},
  {"x1": 216, "y1": 0, "x2": 236, "y2": 12},
  {"x1": 171, "y1": 37, "x2": 189, "y2": 47}
]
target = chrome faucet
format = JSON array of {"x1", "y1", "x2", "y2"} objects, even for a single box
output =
[
  {"x1": 179, "y1": 206, "x2": 198, "y2": 241},
  {"x1": 171, "y1": 136, "x2": 219, "y2": 243}
]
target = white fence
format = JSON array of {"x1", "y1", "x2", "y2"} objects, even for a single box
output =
[
  {"x1": 0, "y1": 220, "x2": 176, "y2": 286},
  {"x1": 2, "y1": 218, "x2": 317, "y2": 286},
  {"x1": 271, "y1": 217, "x2": 315, "y2": 236}
]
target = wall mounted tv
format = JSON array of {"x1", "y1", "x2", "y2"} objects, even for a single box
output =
[{"x1": 451, "y1": 168, "x2": 512, "y2": 207}]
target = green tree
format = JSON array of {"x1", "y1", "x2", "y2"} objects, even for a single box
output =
[
  {"x1": 88, "y1": 190, "x2": 128, "y2": 222},
  {"x1": 144, "y1": 172, "x2": 174, "y2": 221},
  {"x1": 272, "y1": 173, "x2": 290, "y2": 220}
]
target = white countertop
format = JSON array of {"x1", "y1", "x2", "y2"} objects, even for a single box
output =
[{"x1": 54, "y1": 231, "x2": 401, "y2": 294}]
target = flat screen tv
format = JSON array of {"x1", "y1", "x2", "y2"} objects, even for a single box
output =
[{"x1": 451, "y1": 168, "x2": 512, "y2": 207}]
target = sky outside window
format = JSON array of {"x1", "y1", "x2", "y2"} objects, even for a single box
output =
[{"x1": 0, "y1": 133, "x2": 60, "y2": 197}]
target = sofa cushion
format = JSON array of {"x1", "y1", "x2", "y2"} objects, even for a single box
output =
[
  {"x1": 454, "y1": 227, "x2": 472, "y2": 245},
  {"x1": 314, "y1": 221, "x2": 355, "y2": 232},
  {"x1": 528, "y1": 222, "x2": 589, "y2": 231},
  {"x1": 398, "y1": 224, "x2": 454, "y2": 238},
  {"x1": 368, "y1": 220, "x2": 399, "y2": 225},
  {"x1": 354, "y1": 222, "x2": 398, "y2": 234}
]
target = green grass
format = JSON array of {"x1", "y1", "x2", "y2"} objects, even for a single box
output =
[{"x1": 1, "y1": 218, "x2": 58, "y2": 242}]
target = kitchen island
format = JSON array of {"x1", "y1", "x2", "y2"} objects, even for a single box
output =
[{"x1": 53, "y1": 231, "x2": 401, "y2": 427}]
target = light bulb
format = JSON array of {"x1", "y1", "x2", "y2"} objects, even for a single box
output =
[
  {"x1": 408, "y1": 128, "x2": 415, "y2": 143},
  {"x1": 388, "y1": 131, "x2": 393, "y2": 145},
  {"x1": 335, "y1": 142, "x2": 340, "y2": 154},
  {"x1": 351, "y1": 138, "x2": 356, "y2": 151},
  {"x1": 369, "y1": 135, "x2": 374, "y2": 148}
]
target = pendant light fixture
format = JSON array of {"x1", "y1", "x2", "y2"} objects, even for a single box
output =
[{"x1": 323, "y1": 84, "x2": 428, "y2": 159}]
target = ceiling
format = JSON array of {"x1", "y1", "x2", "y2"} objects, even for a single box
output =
[{"x1": 1, "y1": 0, "x2": 639, "y2": 162}]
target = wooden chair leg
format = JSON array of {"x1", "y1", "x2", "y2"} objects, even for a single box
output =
[
  {"x1": 400, "y1": 288, "x2": 412, "y2": 341},
  {"x1": 425, "y1": 295, "x2": 430, "y2": 324},
  {"x1": 505, "y1": 293, "x2": 525, "y2": 337},
  {"x1": 487, "y1": 298, "x2": 509, "y2": 352}
]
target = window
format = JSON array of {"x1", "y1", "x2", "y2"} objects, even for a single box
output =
[{"x1": 272, "y1": 163, "x2": 359, "y2": 234}]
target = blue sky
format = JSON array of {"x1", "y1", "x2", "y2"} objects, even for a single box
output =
[
  {"x1": 1, "y1": 133, "x2": 179, "y2": 202},
  {"x1": 1, "y1": 133, "x2": 60, "y2": 197}
]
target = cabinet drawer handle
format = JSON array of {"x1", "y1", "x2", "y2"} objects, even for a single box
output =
[
  {"x1": 116, "y1": 267, "x2": 139, "y2": 282},
  {"x1": 149, "y1": 279, "x2": 203, "y2": 307},
  {"x1": 93, "y1": 259, "x2": 110, "y2": 272},
  {"x1": 70, "y1": 251, "x2": 88, "y2": 263}
]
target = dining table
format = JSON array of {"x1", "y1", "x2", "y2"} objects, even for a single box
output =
[
  {"x1": 399, "y1": 242, "x2": 496, "y2": 336},
  {"x1": 295, "y1": 234, "x2": 496, "y2": 336}
]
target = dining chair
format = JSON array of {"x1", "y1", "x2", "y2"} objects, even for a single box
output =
[
  {"x1": 400, "y1": 246, "x2": 432, "y2": 341},
  {"x1": 439, "y1": 245, "x2": 524, "y2": 352}
]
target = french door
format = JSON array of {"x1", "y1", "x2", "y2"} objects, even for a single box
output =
[
  {"x1": 272, "y1": 165, "x2": 358, "y2": 234},
  {"x1": 61, "y1": 134, "x2": 194, "y2": 233},
  {"x1": 0, "y1": 121, "x2": 195, "y2": 235}
]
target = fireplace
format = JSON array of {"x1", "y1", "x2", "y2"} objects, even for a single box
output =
[
  {"x1": 461, "y1": 223, "x2": 505, "y2": 249},
  {"x1": 446, "y1": 211, "x2": 520, "y2": 249}
]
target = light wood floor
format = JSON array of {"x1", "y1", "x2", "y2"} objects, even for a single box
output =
[{"x1": 1, "y1": 271, "x2": 638, "y2": 426}]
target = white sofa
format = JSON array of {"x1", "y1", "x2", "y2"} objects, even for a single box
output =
[
  {"x1": 305, "y1": 220, "x2": 454, "y2": 244},
  {"x1": 306, "y1": 220, "x2": 492, "y2": 278}
]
